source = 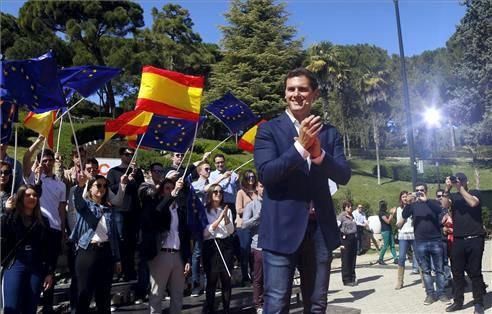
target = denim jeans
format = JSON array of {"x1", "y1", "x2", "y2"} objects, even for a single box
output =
[
  {"x1": 415, "y1": 240, "x2": 446, "y2": 297},
  {"x1": 398, "y1": 239, "x2": 419, "y2": 271},
  {"x1": 236, "y1": 228, "x2": 252, "y2": 282},
  {"x1": 263, "y1": 222, "x2": 333, "y2": 314},
  {"x1": 191, "y1": 238, "x2": 203, "y2": 288}
]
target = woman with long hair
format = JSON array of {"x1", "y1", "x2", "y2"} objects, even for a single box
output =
[
  {"x1": 0, "y1": 161, "x2": 16, "y2": 217},
  {"x1": 70, "y1": 175, "x2": 122, "y2": 313},
  {"x1": 203, "y1": 184, "x2": 235, "y2": 314},
  {"x1": 1, "y1": 184, "x2": 56, "y2": 314},
  {"x1": 235, "y1": 170, "x2": 258, "y2": 285},
  {"x1": 395, "y1": 190, "x2": 419, "y2": 289},
  {"x1": 377, "y1": 200, "x2": 398, "y2": 265}
]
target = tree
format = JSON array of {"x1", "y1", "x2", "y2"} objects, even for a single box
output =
[
  {"x1": 18, "y1": 0, "x2": 145, "y2": 114},
  {"x1": 206, "y1": 0, "x2": 303, "y2": 129},
  {"x1": 361, "y1": 71, "x2": 390, "y2": 184}
]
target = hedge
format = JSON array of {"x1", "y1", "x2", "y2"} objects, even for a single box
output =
[{"x1": 372, "y1": 164, "x2": 453, "y2": 183}]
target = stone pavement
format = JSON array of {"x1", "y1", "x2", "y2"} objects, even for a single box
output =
[{"x1": 327, "y1": 240, "x2": 492, "y2": 314}]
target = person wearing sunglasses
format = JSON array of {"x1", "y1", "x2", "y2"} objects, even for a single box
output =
[
  {"x1": 1, "y1": 184, "x2": 56, "y2": 314},
  {"x1": 402, "y1": 183, "x2": 450, "y2": 305},
  {"x1": 0, "y1": 143, "x2": 23, "y2": 189},
  {"x1": 70, "y1": 175, "x2": 122, "y2": 313},
  {"x1": 202, "y1": 184, "x2": 234, "y2": 314},
  {"x1": 0, "y1": 161, "x2": 16, "y2": 217}
]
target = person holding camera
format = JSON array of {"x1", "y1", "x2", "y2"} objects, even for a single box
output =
[
  {"x1": 402, "y1": 183, "x2": 450, "y2": 305},
  {"x1": 444, "y1": 173, "x2": 485, "y2": 314}
]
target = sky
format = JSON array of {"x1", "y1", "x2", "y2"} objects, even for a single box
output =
[{"x1": 1, "y1": 0, "x2": 466, "y2": 56}]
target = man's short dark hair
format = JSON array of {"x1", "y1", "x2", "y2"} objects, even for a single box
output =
[
  {"x1": 436, "y1": 189, "x2": 444, "y2": 196},
  {"x1": 150, "y1": 162, "x2": 163, "y2": 172},
  {"x1": 284, "y1": 68, "x2": 319, "y2": 91},
  {"x1": 71, "y1": 146, "x2": 86, "y2": 157},
  {"x1": 119, "y1": 147, "x2": 134, "y2": 155},
  {"x1": 342, "y1": 200, "x2": 352, "y2": 210},
  {"x1": 214, "y1": 154, "x2": 225, "y2": 162},
  {"x1": 415, "y1": 182, "x2": 428, "y2": 192},
  {"x1": 86, "y1": 157, "x2": 99, "y2": 167},
  {"x1": 36, "y1": 149, "x2": 54, "y2": 162}
]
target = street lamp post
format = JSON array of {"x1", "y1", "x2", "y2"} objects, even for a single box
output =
[{"x1": 393, "y1": 0, "x2": 418, "y2": 189}]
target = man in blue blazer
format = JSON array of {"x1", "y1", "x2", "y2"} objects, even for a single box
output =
[{"x1": 254, "y1": 68, "x2": 351, "y2": 313}]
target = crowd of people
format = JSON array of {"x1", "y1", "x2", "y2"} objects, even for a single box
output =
[{"x1": 0, "y1": 67, "x2": 488, "y2": 314}]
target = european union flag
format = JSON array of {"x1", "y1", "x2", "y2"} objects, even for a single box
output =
[
  {"x1": 186, "y1": 176, "x2": 209, "y2": 239},
  {"x1": 0, "y1": 52, "x2": 66, "y2": 113},
  {"x1": 205, "y1": 91, "x2": 259, "y2": 134},
  {"x1": 137, "y1": 115, "x2": 198, "y2": 153},
  {"x1": 58, "y1": 65, "x2": 121, "y2": 98},
  {"x1": 0, "y1": 102, "x2": 18, "y2": 144}
]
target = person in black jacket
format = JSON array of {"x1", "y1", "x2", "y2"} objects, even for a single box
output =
[
  {"x1": 1, "y1": 184, "x2": 56, "y2": 314},
  {"x1": 139, "y1": 177, "x2": 191, "y2": 314}
]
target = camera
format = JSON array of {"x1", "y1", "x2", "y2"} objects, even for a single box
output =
[
  {"x1": 449, "y1": 175, "x2": 457, "y2": 183},
  {"x1": 416, "y1": 191, "x2": 423, "y2": 197}
]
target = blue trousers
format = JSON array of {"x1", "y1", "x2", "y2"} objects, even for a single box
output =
[
  {"x1": 191, "y1": 238, "x2": 203, "y2": 287},
  {"x1": 398, "y1": 239, "x2": 419, "y2": 271},
  {"x1": 263, "y1": 222, "x2": 333, "y2": 314},
  {"x1": 2, "y1": 250, "x2": 44, "y2": 314},
  {"x1": 415, "y1": 240, "x2": 446, "y2": 297}
]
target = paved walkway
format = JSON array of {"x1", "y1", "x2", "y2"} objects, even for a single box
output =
[{"x1": 327, "y1": 240, "x2": 492, "y2": 314}]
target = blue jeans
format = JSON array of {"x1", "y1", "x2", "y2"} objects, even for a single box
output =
[
  {"x1": 263, "y1": 222, "x2": 333, "y2": 314},
  {"x1": 398, "y1": 239, "x2": 419, "y2": 271},
  {"x1": 191, "y1": 238, "x2": 203, "y2": 288},
  {"x1": 415, "y1": 240, "x2": 446, "y2": 297},
  {"x1": 237, "y1": 228, "x2": 252, "y2": 282},
  {"x1": 2, "y1": 250, "x2": 44, "y2": 314}
]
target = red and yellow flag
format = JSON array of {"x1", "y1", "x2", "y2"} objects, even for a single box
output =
[
  {"x1": 237, "y1": 120, "x2": 266, "y2": 152},
  {"x1": 103, "y1": 110, "x2": 153, "y2": 143},
  {"x1": 23, "y1": 110, "x2": 57, "y2": 148},
  {"x1": 135, "y1": 66, "x2": 204, "y2": 121}
]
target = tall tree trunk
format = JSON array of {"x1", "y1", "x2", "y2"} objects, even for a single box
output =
[
  {"x1": 347, "y1": 133, "x2": 352, "y2": 159},
  {"x1": 321, "y1": 92, "x2": 329, "y2": 123},
  {"x1": 372, "y1": 114, "x2": 381, "y2": 185},
  {"x1": 474, "y1": 164, "x2": 480, "y2": 190},
  {"x1": 449, "y1": 122, "x2": 456, "y2": 151},
  {"x1": 93, "y1": 48, "x2": 116, "y2": 116}
]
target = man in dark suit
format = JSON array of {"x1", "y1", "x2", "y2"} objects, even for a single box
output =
[{"x1": 254, "y1": 68, "x2": 351, "y2": 313}]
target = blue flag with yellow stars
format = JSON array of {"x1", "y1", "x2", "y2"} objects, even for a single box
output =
[
  {"x1": 0, "y1": 101, "x2": 18, "y2": 144},
  {"x1": 0, "y1": 52, "x2": 66, "y2": 113},
  {"x1": 205, "y1": 91, "x2": 259, "y2": 134},
  {"x1": 58, "y1": 65, "x2": 121, "y2": 98},
  {"x1": 137, "y1": 115, "x2": 201, "y2": 153},
  {"x1": 186, "y1": 175, "x2": 209, "y2": 240}
]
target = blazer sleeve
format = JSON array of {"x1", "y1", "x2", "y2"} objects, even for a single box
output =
[
  {"x1": 254, "y1": 122, "x2": 307, "y2": 187},
  {"x1": 316, "y1": 128, "x2": 351, "y2": 185}
]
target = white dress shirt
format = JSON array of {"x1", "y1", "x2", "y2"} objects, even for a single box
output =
[
  {"x1": 203, "y1": 207, "x2": 234, "y2": 240},
  {"x1": 161, "y1": 202, "x2": 181, "y2": 250}
]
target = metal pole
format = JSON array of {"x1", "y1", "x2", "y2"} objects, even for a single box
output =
[{"x1": 393, "y1": 0, "x2": 417, "y2": 189}]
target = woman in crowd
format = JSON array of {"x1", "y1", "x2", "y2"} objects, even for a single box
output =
[
  {"x1": 377, "y1": 200, "x2": 398, "y2": 265},
  {"x1": 395, "y1": 190, "x2": 419, "y2": 289},
  {"x1": 203, "y1": 184, "x2": 235, "y2": 314},
  {"x1": 242, "y1": 181, "x2": 264, "y2": 312},
  {"x1": 70, "y1": 175, "x2": 123, "y2": 313},
  {"x1": 0, "y1": 162, "x2": 16, "y2": 217},
  {"x1": 337, "y1": 200, "x2": 358, "y2": 286},
  {"x1": 235, "y1": 170, "x2": 258, "y2": 285},
  {"x1": 1, "y1": 184, "x2": 55, "y2": 314}
]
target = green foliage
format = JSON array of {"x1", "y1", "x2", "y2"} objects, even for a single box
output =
[
  {"x1": 73, "y1": 124, "x2": 105, "y2": 145},
  {"x1": 206, "y1": 0, "x2": 303, "y2": 124},
  {"x1": 372, "y1": 163, "x2": 453, "y2": 183}
]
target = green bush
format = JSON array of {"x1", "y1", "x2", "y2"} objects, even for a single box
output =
[
  {"x1": 220, "y1": 143, "x2": 242, "y2": 155},
  {"x1": 73, "y1": 124, "x2": 105, "y2": 145}
]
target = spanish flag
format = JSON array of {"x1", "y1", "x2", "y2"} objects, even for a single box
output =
[
  {"x1": 135, "y1": 66, "x2": 204, "y2": 121},
  {"x1": 103, "y1": 110, "x2": 153, "y2": 144},
  {"x1": 23, "y1": 110, "x2": 57, "y2": 148},
  {"x1": 237, "y1": 120, "x2": 266, "y2": 152}
]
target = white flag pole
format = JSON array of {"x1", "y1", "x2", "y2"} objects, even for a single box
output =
[
  {"x1": 67, "y1": 111, "x2": 83, "y2": 171},
  {"x1": 233, "y1": 158, "x2": 254, "y2": 173},
  {"x1": 54, "y1": 97, "x2": 85, "y2": 124},
  {"x1": 10, "y1": 124, "x2": 18, "y2": 197},
  {"x1": 56, "y1": 114, "x2": 63, "y2": 154},
  {"x1": 124, "y1": 133, "x2": 146, "y2": 176},
  {"x1": 214, "y1": 238, "x2": 231, "y2": 278},
  {"x1": 182, "y1": 122, "x2": 200, "y2": 179},
  {"x1": 209, "y1": 134, "x2": 233, "y2": 155}
]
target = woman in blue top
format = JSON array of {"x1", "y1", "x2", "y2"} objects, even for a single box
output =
[{"x1": 70, "y1": 175, "x2": 123, "y2": 313}]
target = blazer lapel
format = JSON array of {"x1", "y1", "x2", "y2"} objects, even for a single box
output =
[{"x1": 277, "y1": 112, "x2": 309, "y2": 175}]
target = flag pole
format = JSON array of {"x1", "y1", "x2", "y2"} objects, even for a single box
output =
[
  {"x1": 56, "y1": 114, "x2": 63, "y2": 154},
  {"x1": 67, "y1": 111, "x2": 83, "y2": 171},
  {"x1": 209, "y1": 134, "x2": 233, "y2": 155},
  {"x1": 233, "y1": 158, "x2": 254, "y2": 173},
  {"x1": 214, "y1": 238, "x2": 231, "y2": 278},
  {"x1": 54, "y1": 97, "x2": 85, "y2": 124},
  {"x1": 10, "y1": 124, "x2": 18, "y2": 197},
  {"x1": 176, "y1": 148, "x2": 190, "y2": 171},
  {"x1": 125, "y1": 133, "x2": 146, "y2": 176},
  {"x1": 36, "y1": 138, "x2": 47, "y2": 184},
  {"x1": 182, "y1": 122, "x2": 200, "y2": 179}
]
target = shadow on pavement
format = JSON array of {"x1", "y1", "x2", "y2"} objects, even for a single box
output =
[
  {"x1": 329, "y1": 289, "x2": 375, "y2": 304},
  {"x1": 357, "y1": 275, "x2": 382, "y2": 284}
]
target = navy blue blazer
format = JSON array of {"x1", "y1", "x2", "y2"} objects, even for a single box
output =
[{"x1": 254, "y1": 112, "x2": 351, "y2": 254}]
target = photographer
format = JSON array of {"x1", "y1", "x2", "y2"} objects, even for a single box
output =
[
  {"x1": 402, "y1": 183, "x2": 449, "y2": 305},
  {"x1": 444, "y1": 173, "x2": 485, "y2": 314}
]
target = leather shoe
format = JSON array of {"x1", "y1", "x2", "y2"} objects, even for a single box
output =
[
  {"x1": 343, "y1": 281, "x2": 357, "y2": 287},
  {"x1": 445, "y1": 302, "x2": 463, "y2": 312}
]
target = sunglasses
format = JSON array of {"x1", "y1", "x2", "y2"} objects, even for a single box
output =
[
  {"x1": 415, "y1": 189, "x2": 425, "y2": 192},
  {"x1": 212, "y1": 190, "x2": 223, "y2": 195},
  {"x1": 174, "y1": 154, "x2": 184, "y2": 158},
  {"x1": 204, "y1": 168, "x2": 211, "y2": 172},
  {"x1": 41, "y1": 158, "x2": 54, "y2": 163},
  {"x1": 123, "y1": 153, "x2": 134, "y2": 157},
  {"x1": 436, "y1": 194, "x2": 443, "y2": 198},
  {"x1": 247, "y1": 175, "x2": 256, "y2": 179},
  {"x1": 93, "y1": 183, "x2": 108, "y2": 189},
  {"x1": 0, "y1": 170, "x2": 12, "y2": 176},
  {"x1": 152, "y1": 169, "x2": 164, "y2": 174}
]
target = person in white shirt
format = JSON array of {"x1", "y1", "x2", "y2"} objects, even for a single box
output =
[
  {"x1": 352, "y1": 204, "x2": 369, "y2": 255},
  {"x1": 202, "y1": 184, "x2": 234, "y2": 314}
]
